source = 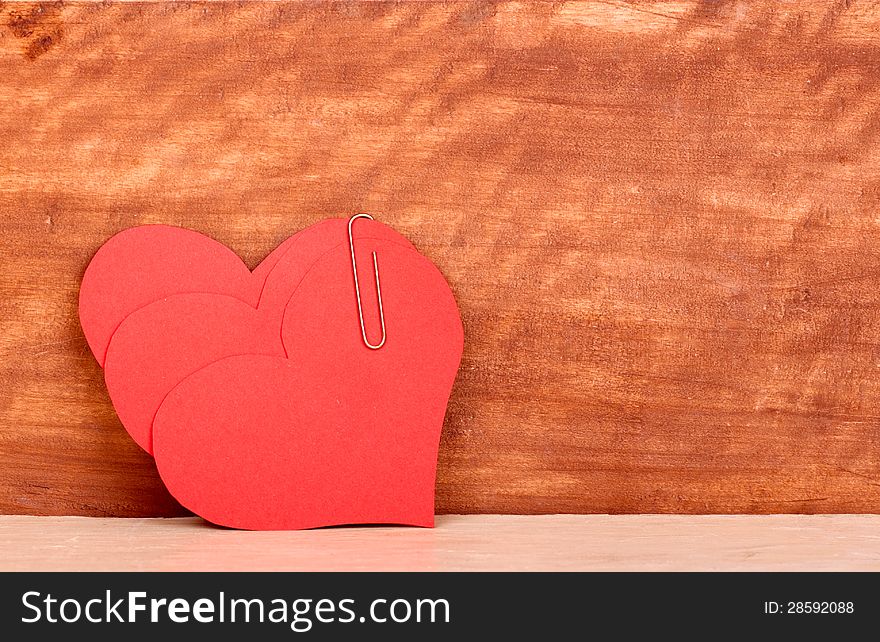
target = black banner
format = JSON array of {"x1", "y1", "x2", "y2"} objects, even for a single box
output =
[{"x1": 0, "y1": 573, "x2": 875, "y2": 638}]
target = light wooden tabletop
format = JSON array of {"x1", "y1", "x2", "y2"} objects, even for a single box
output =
[{"x1": 1, "y1": 514, "x2": 878, "y2": 572}]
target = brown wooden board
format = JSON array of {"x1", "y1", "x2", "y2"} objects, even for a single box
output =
[{"x1": 2, "y1": 1, "x2": 880, "y2": 517}]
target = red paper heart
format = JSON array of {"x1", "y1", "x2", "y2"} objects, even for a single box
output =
[
  {"x1": 101, "y1": 218, "x2": 414, "y2": 454},
  {"x1": 152, "y1": 239, "x2": 463, "y2": 529},
  {"x1": 79, "y1": 225, "x2": 301, "y2": 366}
]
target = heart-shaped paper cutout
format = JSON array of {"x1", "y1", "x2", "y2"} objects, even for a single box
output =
[
  {"x1": 79, "y1": 225, "x2": 301, "y2": 365},
  {"x1": 102, "y1": 218, "x2": 414, "y2": 454},
  {"x1": 153, "y1": 239, "x2": 463, "y2": 529}
]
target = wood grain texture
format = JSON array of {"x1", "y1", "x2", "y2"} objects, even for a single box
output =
[
  {"x1": 3, "y1": 514, "x2": 880, "y2": 571},
  {"x1": 2, "y1": 1, "x2": 880, "y2": 517}
]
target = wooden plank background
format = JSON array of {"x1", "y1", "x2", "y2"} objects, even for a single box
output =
[{"x1": 2, "y1": 0, "x2": 880, "y2": 517}]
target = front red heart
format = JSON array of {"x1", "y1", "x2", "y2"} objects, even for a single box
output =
[
  {"x1": 152, "y1": 239, "x2": 463, "y2": 529},
  {"x1": 102, "y1": 218, "x2": 414, "y2": 454}
]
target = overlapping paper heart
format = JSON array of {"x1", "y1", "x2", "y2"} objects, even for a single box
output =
[{"x1": 79, "y1": 217, "x2": 464, "y2": 530}]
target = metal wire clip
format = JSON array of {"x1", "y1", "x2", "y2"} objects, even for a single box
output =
[{"x1": 348, "y1": 213, "x2": 386, "y2": 350}]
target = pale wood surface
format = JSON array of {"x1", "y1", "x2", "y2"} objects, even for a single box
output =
[
  {"x1": 4, "y1": 1, "x2": 880, "y2": 517},
  {"x1": 1, "y1": 515, "x2": 879, "y2": 571}
]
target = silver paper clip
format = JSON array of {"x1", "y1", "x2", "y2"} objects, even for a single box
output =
[{"x1": 348, "y1": 213, "x2": 386, "y2": 350}]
